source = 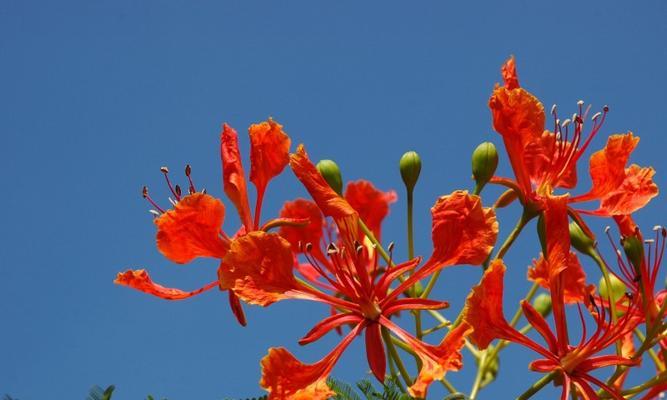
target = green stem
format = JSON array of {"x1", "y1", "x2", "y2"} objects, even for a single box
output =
[
  {"x1": 386, "y1": 341, "x2": 407, "y2": 393},
  {"x1": 382, "y1": 327, "x2": 412, "y2": 388},
  {"x1": 495, "y1": 209, "x2": 534, "y2": 261},
  {"x1": 407, "y1": 189, "x2": 415, "y2": 260},
  {"x1": 469, "y1": 350, "x2": 487, "y2": 399},
  {"x1": 516, "y1": 371, "x2": 557, "y2": 400},
  {"x1": 440, "y1": 378, "x2": 458, "y2": 394},
  {"x1": 421, "y1": 321, "x2": 450, "y2": 336},
  {"x1": 634, "y1": 328, "x2": 665, "y2": 370}
]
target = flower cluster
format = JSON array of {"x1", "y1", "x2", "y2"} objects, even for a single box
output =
[{"x1": 117, "y1": 58, "x2": 665, "y2": 399}]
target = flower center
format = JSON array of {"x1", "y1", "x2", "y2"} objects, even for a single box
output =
[{"x1": 360, "y1": 300, "x2": 382, "y2": 321}]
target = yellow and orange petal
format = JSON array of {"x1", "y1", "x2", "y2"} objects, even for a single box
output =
[
  {"x1": 579, "y1": 133, "x2": 658, "y2": 215},
  {"x1": 430, "y1": 190, "x2": 498, "y2": 267},
  {"x1": 114, "y1": 269, "x2": 217, "y2": 300},
  {"x1": 218, "y1": 231, "x2": 298, "y2": 306},
  {"x1": 344, "y1": 180, "x2": 397, "y2": 240},
  {"x1": 528, "y1": 252, "x2": 593, "y2": 304},
  {"x1": 155, "y1": 193, "x2": 229, "y2": 264},
  {"x1": 523, "y1": 131, "x2": 578, "y2": 189},
  {"x1": 289, "y1": 144, "x2": 359, "y2": 237},
  {"x1": 249, "y1": 119, "x2": 291, "y2": 196},
  {"x1": 278, "y1": 199, "x2": 325, "y2": 250},
  {"x1": 221, "y1": 123, "x2": 253, "y2": 230},
  {"x1": 462, "y1": 259, "x2": 513, "y2": 349}
]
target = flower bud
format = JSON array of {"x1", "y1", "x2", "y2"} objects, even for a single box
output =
[
  {"x1": 533, "y1": 293, "x2": 552, "y2": 316},
  {"x1": 399, "y1": 151, "x2": 421, "y2": 192},
  {"x1": 471, "y1": 142, "x2": 498, "y2": 190},
  {"x1": 494, "y1": 189, "x2": 518, "y2": 209},
  {"x1": 599, "y1": 274, "x2": 626, "y2": 304},
  {"x1": 622, "y1": 235, "x2": 644, "y2": 274},
  {"x1": 569, "y1": 221, "x2": 595, "y2": 256},
  {"x1": 316, "y1": 159, "x2": 343, "y2": 195}
]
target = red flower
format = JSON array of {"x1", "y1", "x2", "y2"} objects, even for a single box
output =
[
  {"x1": 220, "y1": 145, "x2": 497, "y2": 399},
  {"x1": 490, "y1": 57, "x2": 658, "y2": 231},
  {"x1": 463, "y1": 196, "x2": 640, "y2": 399},
  {"x1": 115, "y1": 120, "x2": 293, "y2": 326}
]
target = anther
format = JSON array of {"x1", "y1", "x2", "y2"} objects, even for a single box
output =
[
  {"x1": 603, "y1": 105, "x2": 609, "y2": 113},
  {"x1": 148, "y1": 210, "x2": 161, "y2": 216},
  {"x1": 591, "y1": 112, "x2": 602, "y2": 121},
  {"x1": 160, "y1": 166, "x2": 169, "y2": 174},
  {"x1": 551, "y1": 104, "x2": 557, "y2": 115},
  {"x1": 175, "y1": 185, "x2": 182, "y2": 197},
  {"x1": 577, "y1": 100, "x2": 584, "y2": 107},
  {"x1": 604, "y1": 226, "x2": 611, "y2": 233},
  {"x1": 653, "y1": 225, "x2": 662, "y2": 231},
  {"x1": 561, "y1": 119, "x2": 571, "y2": 128},
  {"x1": 185, "y1": 164, "x2": 192, "y2": 176},
  {"x1": 305, "y1": 243, "x2": 313, "y2": 252},
  {"x1": 142, "y1": 186, "x2": 148, "y2": 198},
  {"x1": 387, "y1": 242, "x2": 395, "y2": 252},
  {"x1": 327, "y1": 243, "x2": 338, "y2": 255}
]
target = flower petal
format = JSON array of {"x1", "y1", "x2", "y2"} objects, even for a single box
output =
[
  {"x1": 489, "y1": 58, "x2": 545, "y2": 194},
  {"x1": 299, "y1": 313, "x2": 363, "y2": 345},
  {"x1": 429, "y1": 190, "x2": 498, "y2": 267},
  {"x1": 528, "y1": 252, "x2": 593, "y2": 304},
  {"x1": 289, "y1": 144, "x2": 359, "y2": 237},
  {"x1": 227, "y1": 290, "x2": 247, "y2": 326},
  {"x1": 260, "y1": 322, "x2": 363, "y2": 400},
  {"x1": 365, "y1": 322, "x2": 386, "y2": 382},
  {"x1": 249, "y1": 119, "x2": 291, "y2": 199},
  {"x1": 218, "y1": 231, "x2": 299, "y2": 306},
  {"x1": 114, "y1": 269, "x2": 217, "y2": 300},
  {"x1": 344, "y1": 180, "x2": 397, "y2": 240},
  {"x1": 155, "y1": 193, "x2": 229, "y2": 264},
  {"x1": 575, "y1": 133, "x2": 658, "y2": 215},
  {"x1": 221, "y1": 123, "x2": 253, "y2": 230},
  {"x1": 278, "y1": 199, "x2": 325, "y2": 251}
]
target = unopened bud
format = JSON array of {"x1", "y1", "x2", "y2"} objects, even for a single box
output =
[
  {"x1": 569, "y1": 221, "x2": 595, "y2": 256},
  {"x1": 316, "y1": 160, "x2": 343, "y2": 195},
  {"x1": 494, "y1": 189, "x2": 518, "y2": 208},
  {"x1": 599, "y1": 274, "x2": 626, "y2": 304},
  {"x1": 471, "y1": 142, "x2": 498, "y2": 191},
  {"x1": 533, "y1": 293, "x2": 552, "y2": 316},
  {"x1": 622, "y1": 235, "x2": 644, "y2": 273},
  {"x1": 399, "y1": 151, "x2": 421, "y2": 192}
]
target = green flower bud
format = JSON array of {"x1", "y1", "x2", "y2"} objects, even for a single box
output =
[
  {"x1": 471, "y1": 142, "x2": 498, "y2": 190},
  {"x1": 599, "y1": 274, "x2": 627, "y2": 304},
  {"x1": 399, "y1": 151, "x2": 421, "y2": 191},
  {"x1": 622, "y1": 235, "x2": 644, "y2": 274},
  {"x1": 316, "y1": 159, "x2": 343, "y2": 195},
  {"x1": 533, "y1": 293, "x2": 552, "y2": 316},
  {"x1": 569, "y1": 221, "x2": 595, "y2": 256}
]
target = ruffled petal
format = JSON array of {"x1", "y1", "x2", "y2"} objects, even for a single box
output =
[
  {"x1": 344, "y1": 180, "x2": 397, "y2": 240},
  {"x1": 523, "y1": 131, "x2": 578, "y2": 189},
  {"x1": 218, "y1": 231, "x2": 299, "y2": 306},
  {"x1": 155, "y1": 193, "x2": 229, "y2": 264},
  {"x1": 575, "y1": 133, "x2": 658, "y2": 215},
  {"x1": 260, "y1": 323, "x2": 363, "y2": 400},
  {"x1": 278, "y1": 199, "x2": 325, "y2": 250},
  {"x1": 221, "y1": 123, "x2": 253, "y2": 230},
  {"x1": 429, "y1": 190, "x2": 498, "y2": 267},
  {"x1": 249, "y1": 119, "x2": 291, "y2": 198},
  {"x1": 289, "y1": 144, "x2": 359, "y2": 238},
  {"x1": 528, "y1": 252, "x2": 593, "y2": 304},
  {"x1": 489, "y1": 58, "x2": 545, "y2": 194},
  {"x1": 114, "y1": 269, "x2": 217, "y2": 300}
]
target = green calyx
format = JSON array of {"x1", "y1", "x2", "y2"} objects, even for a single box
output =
[
  {"x1": 533, "y1": 293, "x2": 552, "y2": 316},
  {"x1": 622, "y1": 235, "x2": 644, "y2": 274},
  {"x1": 316, "y1": 159, "x2": 343, "y2": 195},
  {"x1": 471, "y1": 142, "x2": 498, "y2": 191},
  {"x1": 569, "y1": 221, "x2": 596, "y2": 256},
  {"x1": 599, "y1": 274, "x2": 627, "y2": 305}
]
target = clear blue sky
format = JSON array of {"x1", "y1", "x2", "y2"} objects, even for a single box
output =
[{"x1": 1, "y1": 1, "x2": 666, "y2": 399}]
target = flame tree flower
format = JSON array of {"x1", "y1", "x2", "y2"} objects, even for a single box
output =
[
  {"x1": 217, "y1": 145, "x2": 498, "y2": 399},
  {"x1": 115, "y1": 119, "x2": 294, "y2": 326},
  {"x1": 489, "y1": 57, "x2": 657, "y2": 236},
  {"x1": 463, "y1": 196, "x2": 640, "y2": 399}
]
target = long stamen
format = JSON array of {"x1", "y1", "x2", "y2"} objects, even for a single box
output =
[
  {"x1": 142, "y1": 186, "x2": 165, "y2": 213},
  {"x1": 160, "y1": 166, "x2": 181, "y2": 201},
  {"x1": 185, "y1": 164, "x2": 196, "y2": 194}
]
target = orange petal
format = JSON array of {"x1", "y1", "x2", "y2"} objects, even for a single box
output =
[
  {"x1": 249, "y1": 119, "x2": 291, "y2": 198},
  {"x1": 155, "y1": 193, "x2": 229, "y2": 264},
  {"x1": 344, "y1": 180, "x2": 397, "y2": 241},
  {"x1": 114, "y1": 269, "x2": 217, "y2": 300},
  {"x1": 278, "y1": 199, "x2": 325, "y2": 250},
  {"x1": 289, "y1": 144, "x2": 359, "y2": 237},
  {"x1": 430, "y1": 190, "x2": 498, "y2": 267},
  {"x1": 613, "y1": 215, "x2": 639, "y2": 238},
  {"x1": 523, "y1": 131, "x2": 578, "y2": 189},
  {"x1": 577, "y1": 133, "x2": 658, "y2": 215},
  {"x1": 462, "y1": 259, "x2": 515, "y2": 349},
  {"x1": 489, "y1": 60, "x2": 545, "y2": 193},
  {"x1": 221, "y1": 123, "x2": 253, "y2": 230},
  {"x1": 528, "y1": 252, "x2": 593, "y2": 304},
  {"x1": 218, "y1": 231, "x2": 298, "y2": 306},
  {"x1": 260, "y1": 323, "x2": 363, "y2": 400}
]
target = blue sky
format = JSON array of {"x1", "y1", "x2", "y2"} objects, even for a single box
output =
[{"x1": 1, "y1": 1, "x2": 666, "y2": 399}]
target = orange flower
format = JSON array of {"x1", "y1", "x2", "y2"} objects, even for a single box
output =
[
  {"x1": 463, "y1": 199, "x2": 640, "y2": 399},
  {"x1": 116, "y1": 119, "x2": 293, "y2": 326},
  {"x1": 489, "y1": 57, "x2": 658, "y2": 231},
  {"x1": 249, "y1": 145, "x2": 496, "y2": 399}
]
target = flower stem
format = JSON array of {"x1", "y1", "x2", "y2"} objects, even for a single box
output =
[
  {"x1": 516, "y1": 371, "x2": 557, "y2": 400},
  {"x1": 495, "y1": 209, "x2": 534, "y2": 261},
  {"x1": 469, "y1": 350, "x2": 487, "y2": 399},
  {"x1": 382, "y1": 327, "x2": 413, "y2": 388}
]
